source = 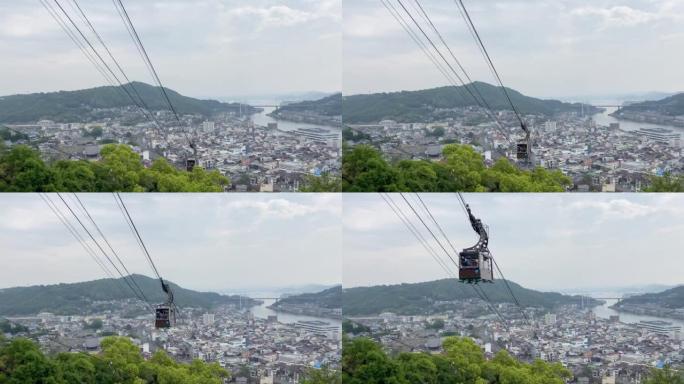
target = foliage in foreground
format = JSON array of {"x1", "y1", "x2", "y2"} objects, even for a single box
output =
[
  {"x1": 343, "y1": 336, "x2": 572, "y2": 384},
  {"x1": 342, "y1": 144, "x2": 572, "y2": 192},
  {"x1": 300, "y1": 173, "x2": 342, "y2": 192},
  {"x1": 0, "y1": 336, "x2": 229, "y2": 384},
  {"x1": 300, "y1": 367, "x2": 342, "y2": 384},
  {"x1": 0, "y1": 144, "x2": 229, "y2": 192},
  {"x1": 343, "y1": 336, "x2": 683, "y2": 384},
  {"x1": 644, "y1": 366, "x2": 684, "y2": 384},
  {"x1": 645, "y1": 173, "x2": 684, "y2": 192}
]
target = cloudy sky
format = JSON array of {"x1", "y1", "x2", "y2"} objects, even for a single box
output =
[
  {"x1": 344, "y1": 0, "x2": 684, "y2": 98},
  {"x1": 0, "y1": 0, "x2": 341, "y2": 98},
  {"x1": 0, "y1": 194, "x2": 341, "y2": 292},
  {"x1": 344, "y1": 193, "x2": 684, "y2": 291}
]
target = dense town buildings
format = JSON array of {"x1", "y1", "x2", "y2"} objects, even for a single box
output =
[
  {"x1": 4, "y1": 301, "x2": 341, "y2": 384},
  {"x1": 347, "y1": 299, "x2": 683, "y2": 384},
  {"x1": 3, "y1": 107, "x2": 341, "y2": 192},
  {"x1": 346, "y1": 107, "x2": 683, "y2": 191}
]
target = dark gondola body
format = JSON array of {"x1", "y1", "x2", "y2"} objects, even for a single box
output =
[{"x1": 458, "y1": 249, "x2": 493, "y2": 283}]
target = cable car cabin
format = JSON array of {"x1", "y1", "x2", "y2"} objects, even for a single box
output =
[
  {"x1": 516, "y1": 142, "x2": 529, "y2": 161},
  {"x1": 155, "y1": 305, "x2": 175, "y2": 329},
  {"x1": 186, "y1": 159, "x2": 196, "y2": 172},
  {"x1": 459, "y1": 249, "x2": 494, "y2": 283}
]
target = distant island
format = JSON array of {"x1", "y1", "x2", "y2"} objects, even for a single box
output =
[
  {"x1": 342, "y1": 82, "x2": 599, "y2": 124},
  {"x1": 343, "y1": 278, "x2": 600, "y2": 316},
  {"x1": 611, "y1": 93, "x2": 684, "y2": 127},
  {"x1": 267, "y1": 93, "x2": 342, "y2": 127},
  {"x1": 268, "y1": 285, "x2": 342, "y2": 319},
  {"x1": 611, "y1": 285, "x2": 684, "y2": 320}
]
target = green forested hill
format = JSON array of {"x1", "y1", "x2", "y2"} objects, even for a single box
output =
[
  {"x1": 343, "y1": 278, "x2": 598, "y2": 316},
  {"x1": 273, "y1": 286, "x2": 342, "y2": 309},
  {"x1": 0, "y1": 274, "x2": 257, "y2": 315},
  {"x1": 276, "y1": 93, "x2": 342, "y2": 117},
  {"x1": 614, "y1": 285, "x2": 684, "y2": 309},
  {"x1": 343, "y1": 82, "x2": 598, "y2": 123},
  {"x1": 617, "y1": 93, "x2": 684, "y2": 116},
  {"x1": 0, "y1": 82, "x2": 256, "y2": 123}
]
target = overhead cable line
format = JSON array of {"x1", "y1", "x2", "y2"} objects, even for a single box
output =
[
  {"x1": 71, "y1": 193, "x2": 152, "y2": 307},
  {"x1": 414, "y1": 193, "x2": 460, "y2": 258},
  {"x1": 380, "y1": 0, "x2": 467, "y2": 100},
  {"x1": 380, "y1": 193, "x2": 455, "y2": 278},
  {"x1": 399, "y1": 193, "x2": 459, "y2": 268},
  {"x1": 55, "y1": 193, "x2": 152, "y2": 309},
  {"x1": 473, "y1": 284, "x2": 509, "y2": 330},
  {"x1": 385, "y1": 192, "x2": 511, "y2": 331},
  {"x1": 412, "y1": 0, "x2": 499, "y2": 117},
  {"x1": 115, "y1": 193, "x2": 162, "y2": 280},
  {"x1": 414, "y1": 193, "x2": 509, "y2": 329},
  {"x1": 453, "y1": 0, "x2": 526, "y2": 130},
  {"x1": 39, "y1": 193, "x2": 116, "y2": 279},
  {"x1": 46, "y1": 0, "x2": 161, "y2": 129},
  {"x1": 68, "y1": 0, "x2": 164, "y2": 130},
  {"x1": 39, "y1": 0, "x2": 120, "y2": 89},
  {"x1": 490, "y1": 251, "x2": 530, "y2": 324},
  {"x1": 112, "y1": 0, "x2": 182, "y2": 126},
  {"x1": 390, "y1": 0, "x2": 512, "y2": 143}
]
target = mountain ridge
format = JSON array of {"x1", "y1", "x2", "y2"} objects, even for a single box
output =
[
  {"x1": 0, "y1": 274, "x2": 258, "y2": 316},
  {"x1": 343, "y1": 278, "x2": 600, "y2": 316},
  {"x1": 272, "y1": 285, "x2": 342, "y2": 309},
  {"x1": 343, "y1": 82, "x2": 599, "y2": 124},
  {"x1": 617, "y1": 92, "x2": 684, "y2": 116},
  {"x1": 614, "y1": 285, "x2": 684, "y2": 309},
  {"x1": 0, "y1": 81, "x2": 257, "y2": 123}
]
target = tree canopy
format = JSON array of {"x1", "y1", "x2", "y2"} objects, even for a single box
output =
[
  {"x1": 299, "y1": 173, "x2": 342, "y2": 192},
  {"x1": 0, "y1": 336, "x2": 229, "y2": 384},
  {"x1": 0, "y1": 144, "x2": 229, "y2": 192},
  {"x1": 644, "y1": 366, "x2": 684, "y2": 384},
  {"x1": 342, "y1": 336, "x2": 572, "y2": 384},
  {"x1": 645, "y1": 173, "x2": 684, "y2": 192},
  {"x1": 342, "y1": 144, "x2": 572, "y2": 192}
]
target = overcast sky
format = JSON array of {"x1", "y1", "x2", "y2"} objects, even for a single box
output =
[
  {"x1": 0, "y1": 0, "x2": 341, "y2": 98},
  {"x1": 0, "y1": 194, "x2": 341, "y2": 292},
  {"x1": 344, "y1": 0, "x2": 684, "y2": 98},
  {"x1": 344, "y1": 193, "x2": 684, "y2": 292}
]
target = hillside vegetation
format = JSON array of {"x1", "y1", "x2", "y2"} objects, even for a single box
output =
[
  {"x1": 343, "y1": 336, "x2": 572, "y2": 384},
  {"x1": 0, "y1": 336, "x2": 229, "y2": 383},
  {"x1": 342, "y1": 144, "x2": 571, "y2": 192},
  {"x1": 0, "y1": 144, "x2": 228, "y2": 192},
  {"x1": 343, "y1": 82, "x2": 598, "y2": 124},
  {"x1": 618, "y1": 93, "x2": 684, "y2": 117},
  {"x1": 272, "y1": 286, "x2": 342, "y2": 310},
  {"x1": 614, "y1": 286, "x2": 684, "y2": 309},
  {"x1": 275, "y1": 93, "x2": 342, "y2": 117},
  {"x1": 343, "y1": 278, "x2": 598, "y2": 316},
  {"x1": 0, "y1": 82, "x2": 255, "y2": 123},
  {"x1": 0, "y1": 275, "x2": 256, "y2": 316}
]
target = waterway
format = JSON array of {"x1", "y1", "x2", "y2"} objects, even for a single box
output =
[
  {"x1": 250, "y1": 106, "x2": 339, "y2": 134},
  {"x1": 248, "y1": 298, "x2": 341, "y2": 327},
  {"x1": 591, "y1": 106, "x2": 684, "y2": 136},
  {"x1": 591, "y1": 298, "x2": 684, "y2": 329}
]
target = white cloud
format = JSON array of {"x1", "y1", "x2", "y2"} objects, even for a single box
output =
[
  {"x1": 343, "y1": 194, "x2": 684, "y2": 290},
  {"x1": 229, "y1": 5, "x2": 318, "y2": 28},
  {"x1": 567, "y1": 199, "x2": 656, "y2": 220},
  {"x1": 0, "y1": 194, "x2": 342, "y2": 290},
  {"x1": 344, "y1": 0, "x2": 684, "y2": 96},
  {"x1": 0, "y1": 0, "x2": 341, "y2": 96},
  {"x1": 571, "y1": 5, "x2": 664, "y2": 27}
]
